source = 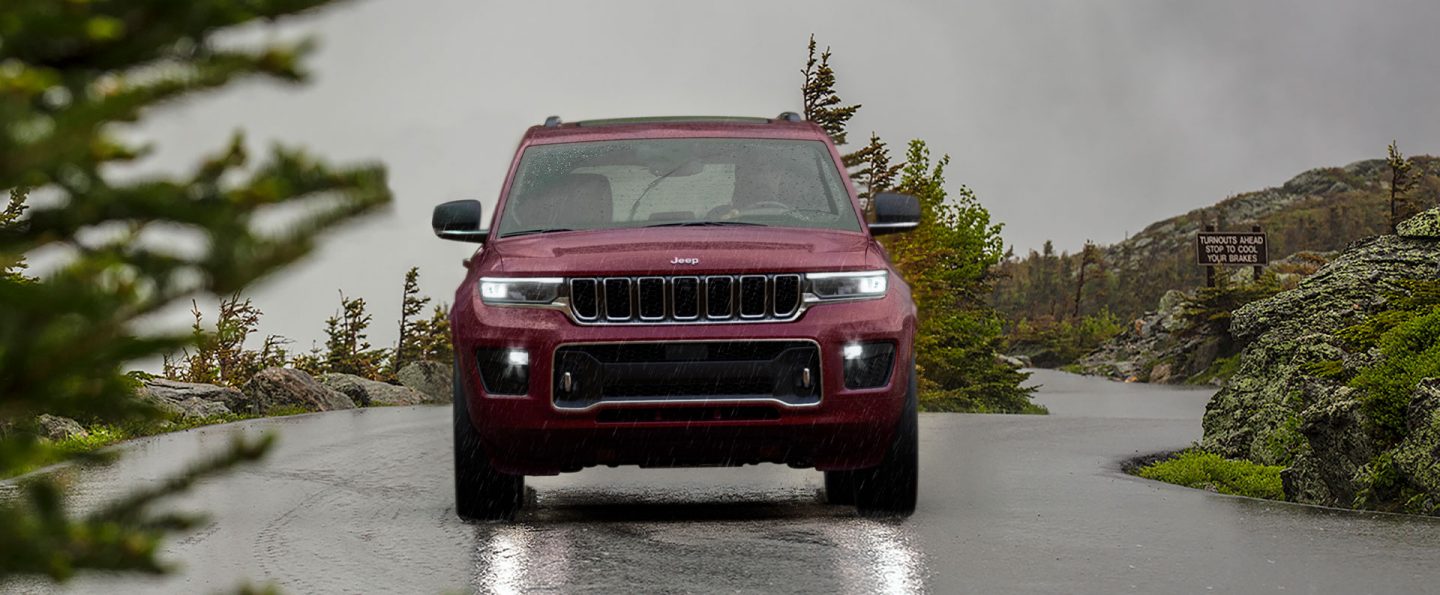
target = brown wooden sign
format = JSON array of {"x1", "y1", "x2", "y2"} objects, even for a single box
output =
[{"x1": 1196, "y1": 232, "x2": 1268, "y2": 266}]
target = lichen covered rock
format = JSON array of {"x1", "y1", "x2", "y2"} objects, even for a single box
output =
[
  {"x1": 398, "y1": 361, "x2": 452, "y2": 404},
  {"x1": 321, "y1": 373, "x2": 426, "y2": 407},
  {"x1": 1397, "y1": 206, "x2": 1440, "y2": 239},
  {"x1": 239, "y1": 368, "x2": 355, "y2": 414},
  {"x1": 139, "y1": 378, "x2": 237, "y2": 419},
  {"x1": 1201, "y1": 223, "x2": 1440, "y2": 510},
  {"x1": 35, "y1": 414, "x2": 86, "y2": 441}
]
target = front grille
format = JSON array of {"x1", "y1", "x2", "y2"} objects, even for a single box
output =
[
  {"x1": 552, "y1": 341, "x2": 822, "y2": 409},
  {"x1": 568, "y1": 274, "x2": 803, "y2": 324}
]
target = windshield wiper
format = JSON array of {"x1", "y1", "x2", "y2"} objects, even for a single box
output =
[
  {"x1": 500, "y1": 227, "x2": 576, "y2": 238},
  {"x1": 645, "y1": 221, "x2": 766, "y2": 228}
]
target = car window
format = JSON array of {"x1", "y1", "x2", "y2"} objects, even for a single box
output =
[{"x1": 498, "y1": 138, "x2": 861, "y2": 236}]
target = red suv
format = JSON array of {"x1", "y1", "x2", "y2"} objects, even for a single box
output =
[{"x1": 432, "y1": 113, "x2": 922, "y2": 520}]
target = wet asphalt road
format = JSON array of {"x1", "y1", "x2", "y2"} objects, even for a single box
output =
[{"x1": 12, "y1": 370, "x2": 1440, "y2": 594}]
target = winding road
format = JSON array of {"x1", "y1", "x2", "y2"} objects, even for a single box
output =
[{"x1": 12, "y1": 370, "x2": 1440, "y2": 594}]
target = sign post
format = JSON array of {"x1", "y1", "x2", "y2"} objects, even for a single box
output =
[{"x1": 1197, "y1": 227, "x2": 1268, "y2": 287}]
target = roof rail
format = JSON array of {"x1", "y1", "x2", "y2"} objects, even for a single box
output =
[
  {"x1": 543, "y1": 115, "x2": 562, "y2": 127},
  {"x1": 775, "y1": 111, "x2": 803, "y2": 123}
]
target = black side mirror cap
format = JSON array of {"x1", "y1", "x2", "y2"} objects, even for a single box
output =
[
  {"x1": 432, "y1": 200, "x2": 488, "y2": 243},
  {"x1": 869, "y1": 192, "x2": 920, "y2": 236}
]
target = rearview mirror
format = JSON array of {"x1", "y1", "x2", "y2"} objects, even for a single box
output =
[
  {"x1": 869, "y1": 193, "x2": 920, "y2": 236},
  {"x1": 432, "y1": 200, "x2": 488, "y2": 243}
]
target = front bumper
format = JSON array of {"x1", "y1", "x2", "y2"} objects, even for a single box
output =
[{"x1": 452, "y1": 291, "x2": 915, "y2": 475}]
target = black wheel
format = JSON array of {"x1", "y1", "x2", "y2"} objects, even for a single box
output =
[
  {"x1": 453, "y1": 362, "x2": 524, "y2": 521},
  {"x1": 824, "y1": 470, "x2": 857, "y2": 506},
  {"x1": 853, "y1": 362, "x2": 919, "y2": 517}
]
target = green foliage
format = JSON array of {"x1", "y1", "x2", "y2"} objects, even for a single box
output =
[
  {"x1": 1387, "y1": 141, "x2": 1418, "y2": 233},
  {"x1": 1349, "y1": 306, "x2": 1440, "y2": 445},
  {"x1": 1352, "y1": 451, "x2": 1438, "y2": 515},
  {"x1": 163, "y1": 296, "x2": 289, "y2": 387},
  {"x1": 801, "y1": 35, "x2": 860, "y2": 149},
  {"x1": 392, "y1": 267, "x2": 452, "y2": 374},
  {"x1": 1335, "y1": 279, "x2": 1440, "y2": 351},
  {"x1": 1137, "y1": 450, "x2": 1285, "y2": 500},
  {"x1": 0, "y1": 1, "x2": 391, "y2": 584},
  {"x1": 1008, "y1": 310, "x2": 1124, "y2": 368},
  {"x1": 410, "y1": 304, "x2": 453, "y2": 364},
  {"x1": 392, "y1": 267, "x2": 428, "y2": 375},
  {"x1": 848, "y1": 133, "x2": 903, "y2": 202},
  {"x1": 1, "y1": 188, "x2": 29, "y2": 282},
  {"x1": 322, "y1": 292, "x2": 385, "y2": 379},
  {"x1": 798, "y1": 37, "x2": 1036, "y2": 414},
  {"x1": 1176, "y1": 275, "x2": 1284, "y2": 340},
  {"x1": 883, "y1": 141, "x2": 1038, "y2": 413}
]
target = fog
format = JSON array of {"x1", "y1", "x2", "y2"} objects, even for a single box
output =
[{"x1": 123, "y1": 0, "x2": 1440, "y2": 351}]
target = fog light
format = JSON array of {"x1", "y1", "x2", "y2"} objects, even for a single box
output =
[
  {"x1": 507, "y1": 349, "x2": 529, "y2": 367},
  {"x1": 476, "y1": 348, "x2": 530, "y2": 395},
  {"x1": 842, "y1": 342, "x2": 896, "y2": 389}
]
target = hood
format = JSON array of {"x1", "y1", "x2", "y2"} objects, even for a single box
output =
[{"x1": 485, "y1": 227, "x2": 875, "y2": 276}]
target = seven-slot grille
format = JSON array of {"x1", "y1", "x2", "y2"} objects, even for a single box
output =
[{"x1": 569, "y1": 275, "x2": 803, "y2": 324}]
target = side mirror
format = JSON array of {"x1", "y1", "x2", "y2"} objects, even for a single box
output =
[
  {"x1": 432, "y1": 200, "x2": 488, "y2": 243},
  {"x1": 869, "y1": 192, "x2": 920, "y2": 236}
]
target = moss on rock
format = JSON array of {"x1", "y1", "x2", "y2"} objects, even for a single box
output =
[{"x1": 1200, "y1": 214, "x2": 1440, "y2": 512}]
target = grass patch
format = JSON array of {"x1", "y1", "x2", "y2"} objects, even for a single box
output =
[
  {"x1": 6, "y1": 406, "x2": 314, "y2": 480},
  {"x1": 1135, "y1": 449, "x2": 1285, "y2": 500}
]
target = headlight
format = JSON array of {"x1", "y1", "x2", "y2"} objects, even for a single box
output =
[
  {"x1": 477, "y1": 277, "x2": 563, "y2": 305},
  {"x1": 806, "y1": 270, "x2": 888, "y2": 300}
]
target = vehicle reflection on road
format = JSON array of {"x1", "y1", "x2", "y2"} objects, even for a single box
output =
[
  {"x1": 467, "y1": 482, "x2": 928, "y2": 593},
  {"x1": 836, "y1": 520, "x2": 926, "y2": 594}
]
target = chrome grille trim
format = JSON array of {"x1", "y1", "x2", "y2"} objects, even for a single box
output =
[{"x1": 565, "y1": 274, "x2": 806, "y2": 325}]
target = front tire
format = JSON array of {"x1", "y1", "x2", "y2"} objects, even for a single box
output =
[
  {"x1": 453, "y1": 362, "x2": 524, "y2": 521},
  {"x1": 824, "y1": 470, "x2": 857, "y2": 505},
  {"x1": 852, "y1": 362, "x2": 919, "y2": 517}
]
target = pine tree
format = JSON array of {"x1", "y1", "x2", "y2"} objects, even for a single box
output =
[
  {"x1": 392, "y1": 267, "x2": 430, "y2": 375},
  {"x1": 0, "y1": 2, "x2": 391, "y2": 583},
  {"x1": 323, "y1": 292, "x2": 382, "y2": 378},
  {"x1": 1387, "y1": 140, "x2": 1417, "y2": 233},
  {"x1": 849, "y1": 133, "x2": 904, "y2": 203}
]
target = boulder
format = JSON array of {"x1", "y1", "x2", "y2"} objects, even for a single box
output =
[
  {"x1": 239, "y1": 368, "x2": 355, "y2": 414},
  {"x1": 995, "y1": 354, "x2": 1028, "y2": 369},
  {"x1": 1397, "y1": 206, "x2": 1440, "y2": 239},
  {"x1": 398, "y1": 361, "x2": 453, "y2": 404},
  {"x1": 36, "y1": 414, "x2": 87, "y2": 441},
  {"x1": 320, "y1": 373, "x2": 426, "y2": 407},
  {"x1": 139, "y1": 378, "x2": 237, "y2": 419},
  {"x1": 1201, "y1": 230, "x2": 1440, "y2": 509}
]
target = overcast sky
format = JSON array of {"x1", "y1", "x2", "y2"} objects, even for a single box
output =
[{"x1": 127, "y1": 0, "x2": 1440, "y2": 352}]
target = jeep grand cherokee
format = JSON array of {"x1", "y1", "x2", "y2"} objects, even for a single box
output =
[{"x1": 432, "y1": 113, "x2": 922, "y2": 520}]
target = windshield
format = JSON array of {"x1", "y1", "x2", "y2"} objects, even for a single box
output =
[{"x1": 496, "y1": 138, "x2": 861, "y2": 237}]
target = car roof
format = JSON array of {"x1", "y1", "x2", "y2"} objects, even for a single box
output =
[{"x1": 521, "y1": 115, "x2": 830, "y2": 145}]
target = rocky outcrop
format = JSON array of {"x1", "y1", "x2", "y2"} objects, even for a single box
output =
[
  {"x1": 138, "y1": 378, "x2": 236, "y2": 419},
  {"x1": 320, "y1": 373, "x2": 426, "y2": 407},
  {"x1": 1200, "y1": 223, "x2": 1440, "y2": 510},
  {"x1": 1397, "y1": 206, "x2": 1440, "y2": 239},
  {"x1": 1074, "y1": 251, "x2": 1334, "y2": 385},
  {"x1": 36, "y1": 414, "x2": 87, "y2": 441},
  {"x1": 238, "y1": 368, "x2": 355, "y2": 414},
  {"x1": 398, "y1": 361, "x2": 452, "y2": 404},
  {"x1": 1072, "y1": 289, "x2": 1221, "y2": 383}
]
